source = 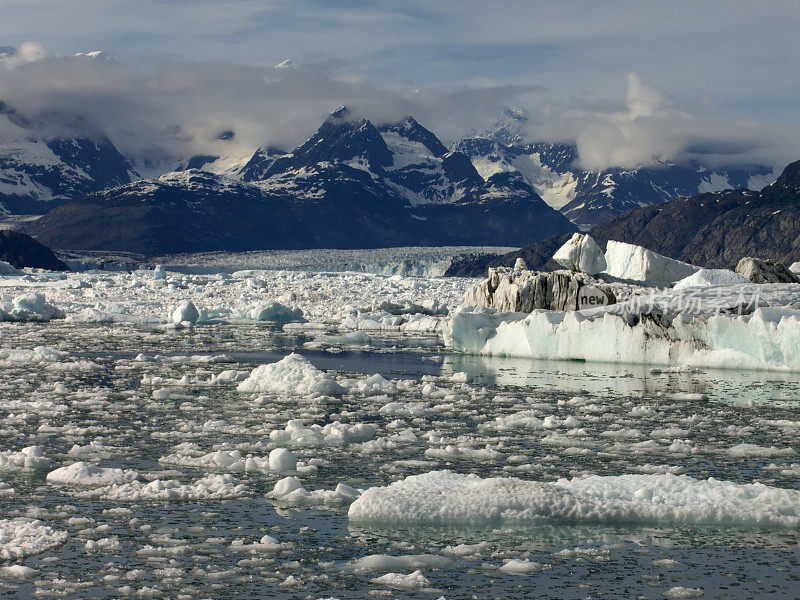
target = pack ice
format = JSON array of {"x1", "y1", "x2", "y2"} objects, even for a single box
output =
[{"x1": 348, "y1": 470, "x2": 800, "y2": 528}]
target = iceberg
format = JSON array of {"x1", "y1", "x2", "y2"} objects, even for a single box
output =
[
  {"x1": 673, "y1": 268, "x2": 750, "y2": 289},
  {"x1": 237, "y1": 353, "x2": 346, "y2": 396},
  {"x1": 170, "y1": 300, "x2": 200, "y2": 324},
  {"x1": 553, "y1": 233, "x2": 607, "y2": 275},
  {"x1": 603, "y1": 240, "x2": 698, "y2": 284},
  {"x1": 443, "y1": 304, "x2": 800, "y2": 371},
  {"x1": 0, "y1": 293, "x2": 65, "y2": 322},
  {"x1": 247, "y1": 301, "x2": 305, "y2": 323},
  {"x1": 348, "y1": 470, "x2": 800, "y2": 529}
]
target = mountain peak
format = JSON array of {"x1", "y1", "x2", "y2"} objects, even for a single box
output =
[
  {"x1": 769, "y1": 159, "x2": 800, "y2": 194},
  {"x1": 328, "y1": 106, "x2": 351, "y2": 121},
  {"x1": 379, "y1": 117, "x2": 448, "y2": 158}
]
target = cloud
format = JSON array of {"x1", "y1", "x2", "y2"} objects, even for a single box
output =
[
  {"x1": 0, "y1": 46, "x2": 797, "y2": 175},
  {"x1": 526, "y1": 73, "x2": 800, "y2": 172},
  {"x1": 0, "y1": 45, "x2": 535, "y2": 173}
]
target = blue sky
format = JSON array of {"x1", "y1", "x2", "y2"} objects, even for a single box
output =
[{"x1": 2, "y1": 1, "x2": 800, "y2": 169}]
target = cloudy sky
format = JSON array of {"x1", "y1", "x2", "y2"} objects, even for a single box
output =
[{"x1": 2, "y1": 0, "x2": 800, "y2": 171}]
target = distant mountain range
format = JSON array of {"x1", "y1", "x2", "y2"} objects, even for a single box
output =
[
  {"x1": 446, "y1": 159, "x2": 800, "y2": 276},
  {"x1": 0, "y1": 96, "x2": 780, "y2": 252},
  {"x1": 453, "y1": 137, "x2": 773, "y2": 228},
  {"x1": 23, "y1": 109, "x2": 576, "y2": 253}
]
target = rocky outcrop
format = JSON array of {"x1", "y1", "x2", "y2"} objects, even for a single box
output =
[
  {"x1": 735, "y1": 257, "x2": 800, "y2": 284},
  {"x1": 465, "y1": 266, "x2": 617, "y2": 312},
  {"x1": 0, "y1": 230, "x2": 69, "y2": 271}
]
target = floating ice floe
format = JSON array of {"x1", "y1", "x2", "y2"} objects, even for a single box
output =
[
  {"x1": 247, "y1": 301, "x2": 305, "y2": 323},
  {"x1": 370, "y1": 570, "x2": 434, "y2": 591},
  {"x1": 348, "y1": 470, "x2": 800, "y2": 528},
  {"x1": 270, "y1": 419, "x2": 377, "y2": 447},
  {"x1": 0, "y1": 446, "x2": 50, "y2": 470},
  {"x1": 267, "y1": 476, "x2": 360, "y2": 507},
  {"x1": 229, "y1": 534, "x2": 291, "y2": 553},
  {"x1": 0, "y1": 346, "x2": 67, "y2": 366},
  {"x1": 75, "y1": 474, "x2": 248, "y2": 501},
  {"x1": 444, "y1": 304, "x2": 800, "y2": 371},
  {"x1": 603, "y1": 241, "x2": 699, "y2": 284},
  {"x1": 348, "y1": 553, "x2": 453, "y2": 574},
  {"x1": 0, "y1": 293, "x2": 64, "y2": 322},
  {"x1": 237, "y1": 353, "x2": 346, "y2": 396},
  {"x1": 312, "y1": 330, "x2": 372, "y2": 346},
  {"x1": 499, "y1": 559, "x2": 549, "y2": 575},
  {"x1": 269, "y1": 448, "x2": 297, "y2": 473},
  {"x1": 46, "y1": 462, "x2": 140, "y2": 486},
  {"x1": 0, "y1": 518, "x2": 68, "y2": 560},
  {"x1": 159, "y1": 444, "x2": 271, "y2": 474}
]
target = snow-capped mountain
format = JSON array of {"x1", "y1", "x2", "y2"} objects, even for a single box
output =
[
  {"x1": 24, "y1": 110, "x2": 577, "y2": 253},
  {"x1": 0, "y1": 102, "x2": 137, "y2": 215},
  {"x1": 454, "y1": 137, "x2": 774, "y2": 229}
]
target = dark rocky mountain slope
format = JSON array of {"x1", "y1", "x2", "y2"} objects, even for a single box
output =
[{"x1": 447, "y1": 159, "x2": 800, "y2": 276}]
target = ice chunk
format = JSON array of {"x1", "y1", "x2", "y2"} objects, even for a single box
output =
[
  {"x1": 270, "y1": 419, "x2": 376, "y2": 446},
  {"x1": 46, "y1": 462, "x2": 139, "y2": 486},
  {"x1": 499, "y1": 559, "x2": 547, "y2": 575},
  {"x1": 76, "y1": 474, "x2": 248, "y2": 501},
  {"x1": 349, "y1": 553, "x2": 453, "y2": 573},
  {"x1": 267, "y1": 476, "x2": 359, "y2": 506},
  {"x1": 268, "y1": 448, "x2": 297, "y2": 473},
  {"x1": 0, "y1": 564, "x2": 38, "y2": 578},
  {"x1": 664, "y1": 587, "x2": 704, "y2": 599},
  {"x1": 153, "y1": 264, "x2": 166, "y2": 279},
  {"x1": 0, "y1": 518, "x2": 67, "y2": 560},
  {"x1": 0, "y1": 293, "x2": 65, "y2": 322},
  {"x1": 673, "y1": 269, "x2": 750, "y2": 289},
  {"x1": 247, "y1": 301, "x2": 305, "y2": 323},
  {"x1": 553, "y1": 233, "x2": 607, "y2": 275},
  {"x1": 603, "y1": 240, "x2": 698, "y2": 284},
  {"x1": 351, "y1": 373, "x2": 397, "y2": 396},
  {"x1": 170, "y1": 301, "x2": 200, "y2": 324},
  {"x1": 237, "y1": 353, "x2": 346, "y2": 396},
  {"x1": 370, "y1": 570, "x2": 432, "y2": 590},
  {"x1": 348, "y1": 470, "x2": 800, "y2": 528},
  {"x1": 0, "y1": 446, "x2": 50, "y2": 470}
]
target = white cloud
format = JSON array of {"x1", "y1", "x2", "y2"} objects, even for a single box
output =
[
  {"x1": 527, "y1": 73, "x2": 800, "y2": 172},
  {"x1": 0, "y1": 46, "x2": 797, "y2": 174}
]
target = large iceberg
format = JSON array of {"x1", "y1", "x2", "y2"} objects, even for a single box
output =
[
  {"x1": 553, "y1": 233, "x2": 607, "y2": 275},
  {"x1": 443, "y1": 304, "x2": 800, "y2": 371},
  {"x1": 603, "y1": 241, "x2": 699, "y2": 284},
  {"x1": 348, "y1": 470, "x2": 800, "y2": 529}
]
